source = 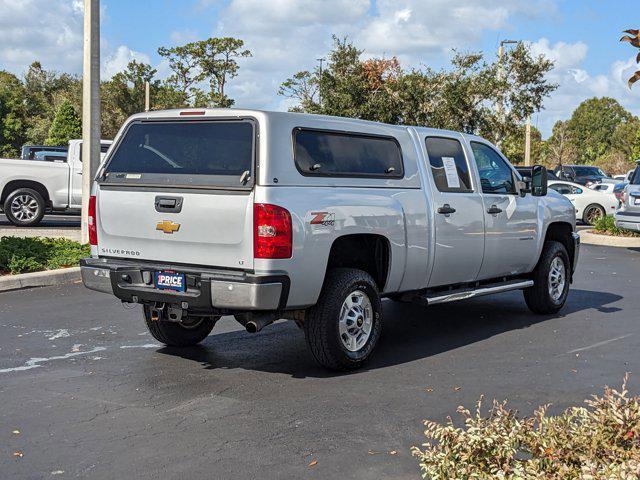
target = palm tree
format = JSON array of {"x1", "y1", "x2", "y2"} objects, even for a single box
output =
[{"x1": 621, "y1": 29, "x2": 640, "y2": 87}]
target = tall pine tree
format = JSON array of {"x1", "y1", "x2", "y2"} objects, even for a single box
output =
[{"x1": 45, "y1": 100, "x2": 81, "y2": 146}]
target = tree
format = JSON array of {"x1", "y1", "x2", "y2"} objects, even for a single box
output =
[
  {"x1": 22, "y1": 62, "x2": 81, "y2": 145},
  {"x1": 100, "y1": 60, "x2": 187, "y2": 138},
  {"x1": 279, "y1": 37, "x2": 556, "y2": 143},
  {"x1": 0, "y1": 71, "x2": 27, "y2": 157},
  {"x1": 544, "y1": 120, "x2": 577, "y2": 169},
  {"x1": 194, "y1": 37, "x2": 252, "y2": 107},
  {"x1": 158, "y1": 37, "x2": 251, "y2": 108},
  {"x1": 565, "y1": 97, "x2": 634, "y2": 164},
  {"x1": 620, "y1": 29, "x2": 640, "y2": 87},
  {"x1": 45, "y1": 100, "x2": 81, "y2": 146},
  {"x1": 610, "y1": 118, "x2": 640, "y2": 160},
  {"x1": 501, "y1": 124, "x2": 543, "y2": 165}
]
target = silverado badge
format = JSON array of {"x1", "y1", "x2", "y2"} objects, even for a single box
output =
[{"x1": 156, "y1": 220, "x2": 181, "y2": 234}]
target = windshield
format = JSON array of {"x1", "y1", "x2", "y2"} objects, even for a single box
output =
[
  {"x1": 632, "y1": 166, "x2": 640, "y2": 185},
  {"x1": 103, "y1": 120, "x2": 255, "y2": 188},
  {"x1": 573, "y1": 166, "x2": 607, "y2": 177}
]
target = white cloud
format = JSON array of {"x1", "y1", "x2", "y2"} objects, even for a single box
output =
[
  {"x1": 213, "y1": 0, "x2": 560, "y2": 110},
  {"x1": 529, "y1": 38, "x2": 588, "y2": 69},
  {"x1": 0, "y1": 0, "x2": 83, "y2": 73},
  {"x1": 528, "y1": 38, "x2": 640, "y2": 137},
  {"x1": 102, "y1": 46, "x2": 151, "y2": 79}
]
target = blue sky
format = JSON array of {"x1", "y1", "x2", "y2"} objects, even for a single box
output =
[{"x1": 1, "y1": 0, "x2": 639, "y2": 137}]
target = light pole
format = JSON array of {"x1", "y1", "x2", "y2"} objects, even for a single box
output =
[
  {"x1": 81, "y1": 0, "x2": 101, "y2": 244},
  {"x1": 144, "y1": 80, "x2": 150, "y2": 112},
  {"x1": 497, "y1": 40, "x2": 518, "y2": 121},
  {"x1": 316, "y1": 57, "x2": 325, "y2": 105}
]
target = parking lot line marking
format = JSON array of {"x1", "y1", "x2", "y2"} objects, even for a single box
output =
[
  {"x1": 0, "y1": 346, "x2": 106, "y2": 374},
  {"x1": 564, "y1": 334, "x2": 633, "y2": 355}
]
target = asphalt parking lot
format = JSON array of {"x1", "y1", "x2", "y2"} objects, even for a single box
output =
[
  {"x1": 0, "y1": 214, "x2": 81, "y2": 241},
  {"x1": 1, "y1": 243, "x2": 639, "y2": 479}
]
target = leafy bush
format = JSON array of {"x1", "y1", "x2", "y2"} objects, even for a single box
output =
[
  {"x1": 412, "y1": 376, "x2": 640, "y2": 479},
  {"x1": 593, "y1": 214, "x2": 640, "y2": 237},
  {"x1": 0, "y1": 236, "x2": 89, "y2": 275}
]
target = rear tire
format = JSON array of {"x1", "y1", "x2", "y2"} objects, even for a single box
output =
[
  {"x1": 524, "y1": 240, "x2": 570, "y2": 314},
  {"x1": 3, "y1": 188, "x2": 46, "y2": 227},
  {"x1": 582, "y1": 204, "x2": 605, "y2": 225},
  {"x1": 143, "y1": 306, "x2": 217, "y2": 347},
  {"x1": 304, "y1": 268, "x2": 382, "y2": 371}
]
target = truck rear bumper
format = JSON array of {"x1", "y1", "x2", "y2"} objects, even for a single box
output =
[
  {"x1": 614, "y1": 212, "x2": 640, "y2": 232},
  {"x1": 80, "y1": 257, "x2": 289, "y2": 311}
]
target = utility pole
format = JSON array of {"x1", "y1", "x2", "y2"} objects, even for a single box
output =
[
  {"x1": 144, "y1": 80, "x2": 150, "y2": 112},
  {"x1": 524, "y1": 116, "x2": 532, "y2": 166},
  {"x1": 497, "y1": 40, "x2": 517, "y2": 120},
  {"x1": 81, "y1": 0, "x2": 101, "y2": 244},
  {"x1": 316, "y1": 57, "x2": 325, "y2": 105}
]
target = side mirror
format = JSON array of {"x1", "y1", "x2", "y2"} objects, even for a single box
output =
[{"x1": 531, "y1": 165, "x2": 548, "y2": 197}]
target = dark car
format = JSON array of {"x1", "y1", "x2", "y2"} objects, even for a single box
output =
[
  {"x1": 20, "y1": 144, "x2": 68, "y2": 160},
  {"x1": 553, "y1": 165, "x2": 613, "y2": 186},
  {"x1": 515, "y1": 166, "x2": 559, "y2": 181}
]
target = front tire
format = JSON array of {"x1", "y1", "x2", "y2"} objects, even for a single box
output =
[
  {"x1": 304, "y1": 268, "x2": 382, "y2": 371},
  {"x1": 143, "y1": 306, "x2": 217, "y2": 347},
  {"x1": 524, "y1": 240, "x2": 570, "y2": 314},
  {"x1": 3, "y1": 188, "x2": 46, "y2": 227}
]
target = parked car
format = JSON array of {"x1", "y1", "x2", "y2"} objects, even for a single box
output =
[
  {"x1": 81, "y1": 109, "x2": 579, "y2": 371},
  {"x1": 515, "y1": 166, "x2": 559, "y2": 181},
  {"x1": 553, "y1": 165, "x2": 615, "y2": 186},
  {"x1": 613, "y1": 182, "x2": 628, "y2": 203},
  {"x1": 615, "y1": 161, "x2": 640, "y2": 232},
  {"x1": 0, "y1": 139, "x2": 112, "y2": 226},
  {"x1": 20, "y1": 144, "x2": 68, "y2": 160},
  {"x1": 548, "y1": 180, "x2": 618, "y2": 225}
]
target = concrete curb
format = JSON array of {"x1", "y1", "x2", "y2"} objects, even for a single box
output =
[
  {"x1": 0, "y1": 267, "x2": 81, "y2": 292},
  {"x1": 579, "y1": 229, "x2": 640, "y2": 248}
]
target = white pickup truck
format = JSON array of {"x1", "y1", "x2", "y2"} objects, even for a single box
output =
[
  {"x1": 81, "y1": 109, "x2": 579, "y2": 371},
  {"x1": 0, "y1": 139, "x2": 112, "y2": 226}
]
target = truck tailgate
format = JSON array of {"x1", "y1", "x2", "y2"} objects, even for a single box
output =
[{"x1": 97, "y1": 188, "x2": 254, "y2": 270}]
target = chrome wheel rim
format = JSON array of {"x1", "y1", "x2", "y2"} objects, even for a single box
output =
[
  {"x1": 548, "y1": 257, "x2": 566, "y2": 302},
  {"x1": 339, "y1": 289, "x2": 373, "y2": 352},
  {"x1": 10, "y1": 194, "x2": 39, "y2": 221},
  {"x1": 586, "y1": 206, "x2": 603, "y2": 224}
]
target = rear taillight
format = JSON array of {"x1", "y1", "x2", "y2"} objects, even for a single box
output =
[
  {"x1": 88, "y1": 195, "x2": 97, "y2": 246},
  {"x1": 254, "y1": 203, "x2": 292, "y2": 259}
]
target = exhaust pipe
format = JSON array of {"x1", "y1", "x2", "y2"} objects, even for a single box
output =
[{"x1": 244, "y1": 313, "x2": 277, "y2": 333}]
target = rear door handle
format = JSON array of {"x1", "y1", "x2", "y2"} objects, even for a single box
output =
[
  {"x1": 437, "y1": 204, "x2": 456, "y2": 215},
  {"x1": 487, "y1": 205, "x2": 503, "y2": 215},
  {"x1": 155, "y1": 196, "x2": 183, "y2": 213}
]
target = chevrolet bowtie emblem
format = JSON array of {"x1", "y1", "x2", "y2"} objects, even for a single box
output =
[{"x1": 156, "y1": 220, "x2": 181, "y2": 234}]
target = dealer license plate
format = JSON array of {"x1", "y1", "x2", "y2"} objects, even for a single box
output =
[{"x1": 154, "y1": 271, "x2": 186, "y2": 292}]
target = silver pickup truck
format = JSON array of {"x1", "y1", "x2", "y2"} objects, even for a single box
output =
[
  {"x1": 81, "y1": 109, "x2": 579, "y2": 371},
  {"x1": 615, "y1": 160, "x2": 640, "y2": 232},
  {"x1": 0, "y1": 139, "x2": 112, "y2": 226}
]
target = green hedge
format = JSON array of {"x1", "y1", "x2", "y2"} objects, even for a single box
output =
[
  {"x1": 0, "y1": 236, "x2": 90, "y2": 275},
  {"x1": 593, "y1": 215, "x2": 640, "y2": 237}
]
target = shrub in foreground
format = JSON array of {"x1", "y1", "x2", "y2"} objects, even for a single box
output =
[
  {"x1": 0, "y1": 236, "x2": 89, "y2": 275},
  {"x1": 593, "y1": 215, "x2": 640, "y2": 237},
  {"x1": 412, "y1": 376, "x2": 640, "y2": 479}
]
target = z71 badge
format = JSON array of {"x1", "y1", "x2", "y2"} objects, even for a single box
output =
[{"x1": 310, "y1": 211, "x2": 335, "y2": 226}]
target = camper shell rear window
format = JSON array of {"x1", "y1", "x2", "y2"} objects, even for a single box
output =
[{"x1": 101, "y1": 119, "x2": 255, "y2": 189}]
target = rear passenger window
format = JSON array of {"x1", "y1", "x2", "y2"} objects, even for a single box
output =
[
  {"x1": 424, "y1": 137, "x2": 472, "y2": 192},
  {"x1": 293, "y1": 128, "x2": 403, "y2": 178}
]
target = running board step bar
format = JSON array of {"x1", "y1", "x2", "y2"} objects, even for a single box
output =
[{"x1": 403, "y1": 279, "x2": 534, "y2": 306}]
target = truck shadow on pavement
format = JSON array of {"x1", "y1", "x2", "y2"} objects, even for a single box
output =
[{"x1": 157, "y1": 288, "x2": 622, "y2": 378}]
